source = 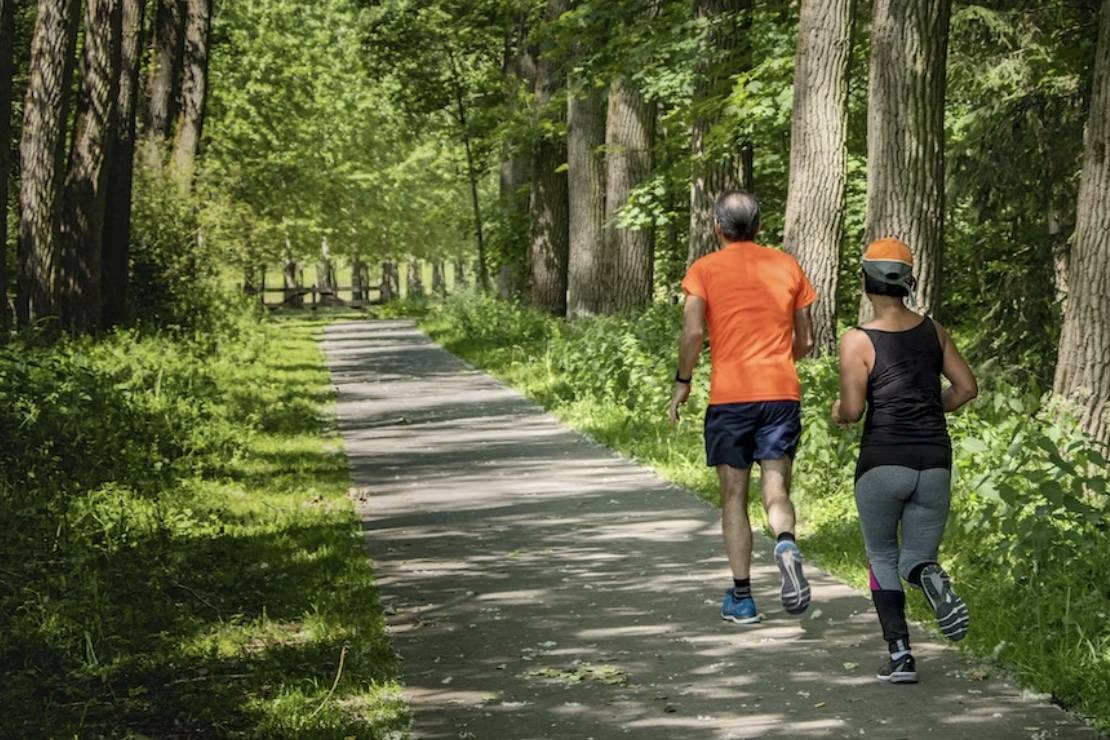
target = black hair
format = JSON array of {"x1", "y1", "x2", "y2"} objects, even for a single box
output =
[
  {"x1": 863, "y1": 272, "x2": 909, "y2": 298},
  {"x1": 714, "y1": 190, "x2": 761, "y2": 242}
]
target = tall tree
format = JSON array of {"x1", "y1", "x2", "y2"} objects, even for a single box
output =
[
  {"x1": 527, "y1": 0, "x2": 570, "y2": 315},
  {"x1": 170, "y1": 0, "x2": 210, "y2": 189},
  {"x1": 565, "y1": 56, "x2": 607, "y2": 317},
  {"x1": 146, "y1": 0, "x2": 184, "y2": 142},
  {"x1": 59, "y1": 0, "x2": 124, "y2": 333},
  {"x1": 687, "y1": 0, "x2": 752, "y2": 265},
  {"x1": 782, "y1": 0, "x2": 854, "y2": 355},
  {"x1": 18, "y1": 0, "x2": 81, "y2": 327},
  {"x1": 863, "y1": 0, "x2": 951, "y2": 317},
  {"x1": 496, "y1": 11, "x2": 534, "y2": 298},
  {"x1": 1055, "y1": 0, "x2": 1110, "y2": 443},
  {"x1": 0, "y1": 0, "x2": 14, "y2": 336},
  {"x1": 604, "y1": 74, "x2": 655, "y2": 311},
  {"x1": 101, "y1": 0, "x2": 146, "y2": 328}
]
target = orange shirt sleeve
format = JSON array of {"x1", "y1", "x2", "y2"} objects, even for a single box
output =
[
  {"x1": 682, "y1": 260, "x2": 707, "y2": 300},
  {"x1": 794, "y1": 260, "x2": 817, "y2": 309}
]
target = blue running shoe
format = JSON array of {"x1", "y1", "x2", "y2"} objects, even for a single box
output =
[
  {"x1": 720, "y1": 589, "x2": 762, "y2": 624},
  {"x1": 774, "y1": 541, "x2": 811, "y2": 615}
]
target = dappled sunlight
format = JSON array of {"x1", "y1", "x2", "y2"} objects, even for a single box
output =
[{"x1": 324, "y1": 320, "x2": 1098, "y2": 739}]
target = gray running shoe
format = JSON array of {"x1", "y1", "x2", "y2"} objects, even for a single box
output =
[
  {"x1": 920, "y1": 563, "x2": 969, "y2": 641},
  {"x1": 773, "y1": 541, "x2": 811, "y2": 615}
]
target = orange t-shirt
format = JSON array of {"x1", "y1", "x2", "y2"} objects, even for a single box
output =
[{"x1": 682, "y1": 241, "x2": 817, "y2": 405}]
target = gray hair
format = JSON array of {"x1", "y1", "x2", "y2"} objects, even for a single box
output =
[{"x1": 714, "y1": 190, "x2": 761, "y2": 242}]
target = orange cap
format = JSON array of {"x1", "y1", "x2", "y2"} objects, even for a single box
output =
[{"x1": 863, "y1": 238, "x2": 914, "y2": 266}]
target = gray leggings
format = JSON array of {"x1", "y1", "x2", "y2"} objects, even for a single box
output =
[{"x1": 854, "y1": 465, "x2": 951, "y2": 591}]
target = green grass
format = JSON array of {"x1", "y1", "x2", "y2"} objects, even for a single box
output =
[
  {"x1": 414, "y1": 292, "x2": 1110, "y2": 733},
  {"x1": 0, "y1": 315, "x2": 408, "y2": 738}
]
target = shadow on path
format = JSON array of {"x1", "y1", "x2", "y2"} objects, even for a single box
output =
[{"x1": 325, "y1": 319, "x2": 1097, "y2": 740}]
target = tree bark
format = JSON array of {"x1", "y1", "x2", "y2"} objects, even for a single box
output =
[
  {"x1": 18, "y1": 0, "x2": 81, "y2": 328},
  {"x1": 59, "y1": 0, "x2": 124, "y2": 334},
  {"x1": 145, "y1": 0, "x2": 183, "y2": 141},
  {"x1": 605, "y1": 77, "x2": 655, "y2": 312},
  {"x1": 862, "y1": 0, "x2": 951, "y2": 319},
  {"x1": 283, "y1": 259, "x2": 303, "y2": 306},
  {"x1": 687, "y1": 0, "x2": 753, "y2": 265},
  {"x1": 782, "y1": 0, "x2": 854, "y2": 355},
  {"x1": 169, "y1": 0, "x2": 209, "y2": 191},
  {"x1": 527, "y1": 0, "x2": 570, "y2": 315},
  {"x1": 454, "y1": 257, "x2": 468, "y2": 288},
  {"x1": 566, "y1": 66, "x2": 607, "y2": 318},
  {"x1": 432, "y1": 258, "x2": 447, "y2": 296},
  {"x1": 381, "y1": 260, "x2": 398, "y2": 302},
  {"x1": 496, "y1": 11, "x2": 534, "y2": 300},
  {"x1": 100, "y1": 0, "x2": 145, "y2": 329},
  {"x1": 0, "y1": 0, "x2": 14, "y2": 336},
  {"x1": 406, "y1": 259, "x2": 424, "y2": 297},
  {"x1": 350, "y1": 256, "x2": 365, "y2": 301},
  {"x1": 1054, "y1": 0, "x2": 1110, "y2": 443}
]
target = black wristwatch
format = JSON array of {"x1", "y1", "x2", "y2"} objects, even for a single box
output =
[{"x1": 674, "y1": 370, "x2": 692, "y2": 385}]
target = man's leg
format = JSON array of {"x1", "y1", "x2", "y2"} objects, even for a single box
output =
[
  {"x1": 758, "y1": 457, "x2": 796, "y2": 538},
  {"x1": 718, "y1": 464, "x2": 753, "y2": 578},
  {"x1": 760, "y1": 456, "x2": 810, "y2": 614},
  {"x1": 718, "y1": 464, "x2": 761, "y2": 624}
]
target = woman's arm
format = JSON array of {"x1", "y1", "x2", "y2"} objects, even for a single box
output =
[
  {"x1": 934, "y1": 322, "x2": 978, "y2": 412},
  {"x1": 833, "y1": 329, "x2": 872, "y2": 425}
]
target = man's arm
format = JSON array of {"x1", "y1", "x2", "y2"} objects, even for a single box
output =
[
  {"x1": 669, "y1": 295, "x2": 706, "y2": 422},
  {"x1": 792, "y1": 306, "x2": 815, "y2": 360}
]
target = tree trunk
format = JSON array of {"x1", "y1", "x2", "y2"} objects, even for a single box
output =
[
  {"x1": 351, "y1": 256, "x2": 365, "y2": 301},
  {"x1": 566, "y1": 66, "x2": 607, "y2": 318},
  {"x1": 432, "y1": 258, "x2": 447, "y2": 296},
  {"x1": 283, "y1": 258, "x2": 302, "y2": 306},
  {"x1": 454, "y1": 257, "x2": 468, "y2": 288},
  {"x1": 605, "y1": 77, "x2": 655, "y2": 312},
  {"x1": 406, "y1": 259, "x2": 423, "y2": 297},
  {"x1": 381, "y1": 260, "x2": 398, "y2": 302},
  {"x1": 687, "y1": 0, "x2": 753, "y2": 265},
  {"x1": 17, "y1": 0, "x2": 81, "y2": 329},
  {"x1": 1054, "y1": 0, "x2": 1110, "y2": 443},
  {"x1": 527, "y1": 0, "x2": 570, "y2": 315},
  {"x1": 101, "y1": 0, "x2": 146, "y2": 330},
  {"x1": 862, "y1": 0, "x2": 951, "y2": 319},
  {"x1": 242, "y1": 263, "x2": 256, "y2": 295},
  {"x1": 782, "y1": 0, "x2": 854, "y2": 355},
  {"x1": 316, "y1": 240, "x2": 338, "y2": 305},
  {"x1": 170, "y1": 0, "x2": 208, "y2": 190},
  {"x1": 0, "y1": 0, "x2": 14, "y2": 337},
  {"x1": 145, "y1": 0, "x2": 183, "y2": 141},
  {"x1": 498, "y1": 10, "x2": 534, "y2": 300},
  {"x1": 59, "y1": 0, "x2": 124, "y2": 334}
]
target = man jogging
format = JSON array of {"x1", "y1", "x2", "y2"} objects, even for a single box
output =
[{"x1": 670, "y1": 190, "x2": 816, "y2": 624}]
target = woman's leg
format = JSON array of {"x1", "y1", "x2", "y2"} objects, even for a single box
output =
[
  {"x1": 854, "y1": 466, "x2": 917, "y2": 655},
  {"x1": 899, "y1": 468, "x2": 969, "y2": 640}
]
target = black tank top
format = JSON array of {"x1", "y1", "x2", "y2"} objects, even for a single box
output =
[{"x1": 855, "y1": 316, "x2": 951, "y2": 479}]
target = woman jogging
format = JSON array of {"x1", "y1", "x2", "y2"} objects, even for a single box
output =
[{"x1": 832, "y1": 239, "x2": 978, "y2": 684}]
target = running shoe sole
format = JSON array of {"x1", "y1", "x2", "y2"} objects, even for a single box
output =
[
  {"x1": 877, "y1": 670, "x2": 918, "y2": 684},
  {"x1": 720, "y1": 612, "x2": 762, "y2": 625},
  {"x1": 920, "y1": 564, "x2": 969, "y2": 641},
  {"x1": 774, "y1": 545, "x2": 811, "y2": 615}
]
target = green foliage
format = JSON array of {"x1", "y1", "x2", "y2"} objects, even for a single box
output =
[
  {"x1": 0, "y1": 316, "x2": 407, "y2": 736},
  {"x1": 419, "y1": 293, "x2": 1110, "y2": 730}
]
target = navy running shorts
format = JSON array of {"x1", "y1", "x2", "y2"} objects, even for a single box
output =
[{"x1": 704, "y1": 400, "x2": 802, "y2": 468}]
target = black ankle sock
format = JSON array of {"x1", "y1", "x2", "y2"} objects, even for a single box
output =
[
  {"x1": 732, "y1": 578, "x2": 751, "y2": 598},
  {"x1": 907, "y1": 562, "x2": 933, "y2": 588},
  {"x1": 776, "y1": 532, "x2": 796, "y2": 544}
]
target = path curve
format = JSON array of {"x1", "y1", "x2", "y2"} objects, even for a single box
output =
[{"x1": 325, "y1": 319, "x2": 1097, "y2": 740}]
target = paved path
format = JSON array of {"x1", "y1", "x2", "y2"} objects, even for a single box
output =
[{"x1": 324, "y1": 320, "x2": 1098, "y2": 740}]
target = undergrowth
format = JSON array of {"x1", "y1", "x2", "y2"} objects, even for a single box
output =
[
  {"x1": 0, "y1": 310, "x2": 407, "y2": 738},
  {"x1": 414, "y1": 291, "x2": 1110, "y2": 731}
]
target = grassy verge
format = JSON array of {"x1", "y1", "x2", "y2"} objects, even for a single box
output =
[
  {"x1": 411, "y1": 292, "x2": 1109, "y2": 732},
  {"x1": 0, "y1": 314, "x2": 407, "y2": 738}
]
